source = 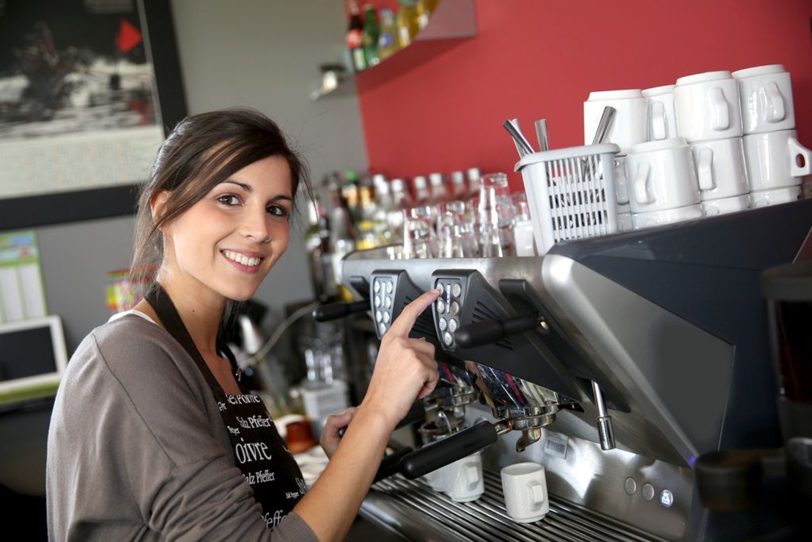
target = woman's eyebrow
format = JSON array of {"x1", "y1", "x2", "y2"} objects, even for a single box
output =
[
  {"x1": 222, "y1": 180, "x2": 293, "y2": 201},
  {"x1": 222, "y1": 179, "x2": 252, "y2": 191}
]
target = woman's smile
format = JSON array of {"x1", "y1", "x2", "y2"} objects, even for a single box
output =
[{"x1": 221, "y1": 249, "x2": 265, "y2": 272}]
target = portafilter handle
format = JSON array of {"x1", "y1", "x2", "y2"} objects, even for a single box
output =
[
  {"x1": 454, "y1": 314, "x2": 544, "y2": 349},
  {"x1": 312, "y1": 300, "x2": 369, "y2": 322},
  {"x1": 400, "y1": 421, "x2": 506, "y2": 479}
]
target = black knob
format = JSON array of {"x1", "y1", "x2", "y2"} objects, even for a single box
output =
[{"x1": 313, "y1": 300, "x2": 369, "y2": 322}]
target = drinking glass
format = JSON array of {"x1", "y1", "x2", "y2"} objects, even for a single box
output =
[
  {"x1": 477, "y1": 173, "x2": 515, "y2": 256},
  {"x1": 402, "y1": 209, "x2": 438, "y2": 259}
]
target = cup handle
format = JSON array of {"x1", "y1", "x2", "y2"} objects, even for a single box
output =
[
  {"x1": 633, "y1": 162, "x2": 653, "y2": 204},
  {"x1": 696, "y1": 148, "x2": 716, "y2": 191},
  {"x1": 651, "y1": 101, "x2": 666, "y2": 140},
  {"x1": 788, "y1": 137, "x2": 812, "y2": 177},
  {"x1": 529, "y1": 481, "x2": 545, "y2": 505},
  {"x1": 465, "y1": 463, "x2": 481, "y2": 485},
  {"x1": 708, "y1": 87, "x2": 730, "y2": 130},
  {"x1": 764, "y1": 82, "x2": 786, "y2": 123}
]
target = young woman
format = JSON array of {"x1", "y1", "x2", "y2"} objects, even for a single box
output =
[{"x1": 46, "y1": 109, "x2": 440, "y2": 541}]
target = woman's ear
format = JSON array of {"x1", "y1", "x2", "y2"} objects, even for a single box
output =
[{"x1": 150, "y1": 191, "x2": 171, "y2": 227}]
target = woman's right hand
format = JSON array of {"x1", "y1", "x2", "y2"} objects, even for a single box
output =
[{"x1": 360, "y1": 289, "x2": 441, "y2": 431}]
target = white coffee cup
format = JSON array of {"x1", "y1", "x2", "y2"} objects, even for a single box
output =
[
  {"x1": 501, "y1": 462, "x2": 549, "y2": 523},
  {"x1": 616, "y1": 210, "x2": 634, "y2": 232},
  {"x1": 674, "y1": 71, "x2": 743, "y2": 143},
  {"x1": 732, "y1": 64, "x2": 795, "y2": 135},
  {"x1": 423, "y1": 468, "x2": 446, "y2": 492},
  {"x1": 584, "y1": 89, "x2": 647, "y2": 154},
  {"x1": 626, "y1": 138, "x2": 701, "y2": 213},
  {"x1": 642, "y1": 84, "x2": 678, "y2": 141},
  {"x1": 632, "y1": 204, "x2": 704, "y2": 230},
  {"x1": 743, "y1": 129, "x2": 811, "y2": 191},
  {"x1": 750, "y1": 186, "x2": 802, "y2": 208},
  {"x1": 701, "y1": 194, "x2": 750, "y2": 216},
  {"x1": 442, "y1": 452, "x2": 484, "y2": 503},
  {"x1": 614, "y1": 155, "x2": 629, "y2": 205},
  {"x1": 690, "y1": 137, "x2": 750, "y2": 201}
]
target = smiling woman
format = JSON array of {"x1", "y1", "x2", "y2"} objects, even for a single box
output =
[{"x1": 45, "y1": 108, "x2": 443, "y2": 542}]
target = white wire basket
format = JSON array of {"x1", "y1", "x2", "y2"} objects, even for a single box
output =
[{"x1": 516, "y1": 143, "x2": 620, "y2": 255}]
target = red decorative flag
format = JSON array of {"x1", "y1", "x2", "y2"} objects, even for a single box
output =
[{"x1": 116, "y1": 19, "x2": 143, "y2": 54}]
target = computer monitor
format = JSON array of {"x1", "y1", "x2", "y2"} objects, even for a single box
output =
[{"x1": 0, "y1": 315, "x2": 68, "y2": 399}]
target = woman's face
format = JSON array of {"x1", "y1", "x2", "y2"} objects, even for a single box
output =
[{"x1": 158, "y1": 155, "x2": 294, "y2": 303}]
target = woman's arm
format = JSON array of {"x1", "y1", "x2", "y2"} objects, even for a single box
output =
[{"x1": 293, "y1": 289, "x2": 441, "y2": 542}]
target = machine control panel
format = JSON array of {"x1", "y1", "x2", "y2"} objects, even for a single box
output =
[
  {"x1": 432, "y1": 276, "x2": 463, "y2": 349},
  {"x1": 370, "y1": 270, "x2": 438, "y2": 343},
  {"x1": 371, "y1": 274, "x2": 396, "y2": 338}
]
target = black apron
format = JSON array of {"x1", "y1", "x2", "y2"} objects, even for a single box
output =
[{"x1": 146, "y1": 284, "x2": 306, "y2": 530}]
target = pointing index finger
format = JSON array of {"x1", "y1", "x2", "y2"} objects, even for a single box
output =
[{"x1": 387, "y1": 288, "x2": 441, "y2": 337}]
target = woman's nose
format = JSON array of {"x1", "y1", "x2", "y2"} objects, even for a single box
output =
[{"x1": 242, "y1": 206, "x2": 271, "y2": 243}]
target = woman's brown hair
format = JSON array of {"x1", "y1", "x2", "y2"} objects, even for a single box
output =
[{"x1": 130, "y1": 108, "x2": 310, "y2": 290}]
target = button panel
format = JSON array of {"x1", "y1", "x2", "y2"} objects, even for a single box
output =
[
  {"x1": 433, "y1": 277, "x2": 464, "y2": 350},
  {"x1": 372, "y1": 276, "x2": 397, "y2": 338}
]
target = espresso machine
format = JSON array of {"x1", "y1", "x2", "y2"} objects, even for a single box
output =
[{"x1": 320, "y1": 198, "x2": 812, "y2": 541}]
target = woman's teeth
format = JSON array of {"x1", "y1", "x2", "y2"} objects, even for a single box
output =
[{"x1": 223, "y1": 250, "x2": 261, "y2": 267}]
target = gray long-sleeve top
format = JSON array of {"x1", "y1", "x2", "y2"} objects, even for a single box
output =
[{"x1": 46, "y1": 314, "x2": 317, "y2": 541}]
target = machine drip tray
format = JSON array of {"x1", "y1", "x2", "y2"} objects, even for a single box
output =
[{"x1": 361, "y1": 471, "x2": 667, "y2": 542}]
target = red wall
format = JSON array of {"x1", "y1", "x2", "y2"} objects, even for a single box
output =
[{"x1": 356, "y1": 0, "x2": 812, "y2": 191}]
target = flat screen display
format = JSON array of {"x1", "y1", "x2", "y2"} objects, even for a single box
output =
[{"x1": 0, "y1": 315, "x2": 67, "y2": 394}]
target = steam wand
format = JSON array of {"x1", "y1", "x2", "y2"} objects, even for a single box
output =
[{"x1": 592, "y1": 380, "x2": 616, "y2": 450}]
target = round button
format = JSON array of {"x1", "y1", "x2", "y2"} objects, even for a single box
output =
[
  {"x1": 378, "y1": 323, "x2": 387, "y2": 336},
  {"x1": 438, "y1": 318, "x2": 447, "y2": 331},
  {"x1": 623, "y1": 477, "x2": 637, "y2": 495},
  {"x1": 641, "y1": 483, "x2": 655, "y2": 501},
  {"x1": 384, "y1": 296, "x2": 391, "y2": 308},
  {"x1": 375, "y1": 310, "x2": 382, "y2": 322},
  {"x1": 448, "y1": 318, "x2": 458, "y2": 333},
  {"x1": 437, "y1": 299, "x2": 446, "y2": 313},
  {"x1": 660, "y1": 489, "x2": 674, "y2": 508},
  {"x1": 452, "y1": 283, "x2": 462, "y2": 297},
  {"x1": 374, "y1": 295, "x2": 381, "y2": 307},
  {"x1": 383, "y1": 311, "x2": 390, "y2": 323},
  {"x1": 443, "y1": 332, "x2": 453, "y2": 345},
  {"x1": 437, "y1": 283, "x2": 444, "y2": 295},
  {"x1": 386, "y1": 281, "x2": 394, "y2": 293},
  {"x1": 450, "y1": 301, "x2": 460, "y2": 316},
  {"x1": 374, "y1": 280, "x2": 381, "y2": 293}
]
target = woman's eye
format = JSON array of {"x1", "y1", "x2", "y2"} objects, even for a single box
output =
[
  {"x1": 267, "y1": 204, "x2": 290, "y2": 219},
  {"x1": 217, "y1": 195, "x2": 241, "y2": 206}
]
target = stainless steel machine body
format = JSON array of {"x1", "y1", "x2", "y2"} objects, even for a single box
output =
[{"x1": 340, "y1": 198, "x2": 812, "y2": 541}]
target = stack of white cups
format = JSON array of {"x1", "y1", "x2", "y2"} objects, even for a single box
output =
[
  {"x1": 732, "y1": 65, "x2": 811, "y2": 207},
  {"x1": 671, "y1": 71, "x2": 752, "y2": 219},
  {"x1": 583, "y1": 90, "x2": 648, "y2": 231}
]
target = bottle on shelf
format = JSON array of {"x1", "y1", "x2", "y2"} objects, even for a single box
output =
[
  {"x1": 390, "y1": 177, "x2": 415, "y2": 211},
  {"x1": 396, "y1": 0, "x2": 420, "y2": 47},
  {"x1": 412, "y1": 175, "x2": 431, "y2": 205},
  {"x1": 355, "y1": 175, "x2": 382, "y2": 250},
  {"x1": 346, "y1": 0, "x2": 366, "y2": 72},
  {"x1": 450, "y1": 170, "x2": 468, "y2": 199},
  {"x1": 372, "y1": 174, "x2": 397, "y2": 244},
  {"x1": 341, "y1": 169, "x2": 361, "y2": 224},
  {"x1": 428, "y1": 172, "x2": 448, "y2": 204},
  {"x1": 416, "y1": 0, "x2": 440, "y2": 29},
  {"x1": 389, "y1": 177, "x2": 413, "y2": 242},
  {"x1": 304, "y1": 194, "x2": 335, "y2": 303},
  {"x1": 361, "y1": 4, "x2": 381, "y2": 68},
  {"x1": 324, "y1": 171, "x2": 356, "y2": 302},
  {"x1": 466, "y1": 167, "x2": 482, "y2": 199},
  {"x1": 377, "y1": 8, "x2": 400, "y2": 61}
]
